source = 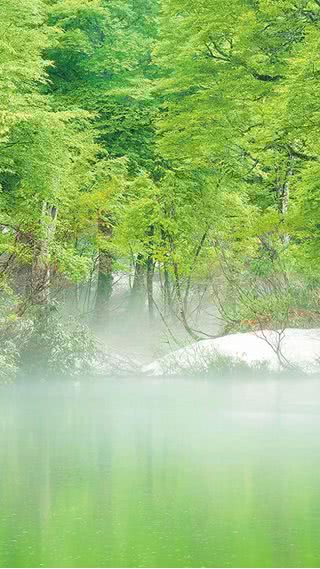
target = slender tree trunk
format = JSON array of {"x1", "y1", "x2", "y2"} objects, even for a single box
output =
[
  {"x1": 278, "y1": 160, "x2": 292, "y2": 246},
  {"x1": 183, "y1": 228, "x2": 209, "y2": 312},
  {"x1": 94, "y1": 219, "x2": 113, "y2": 319},
  {"x1": 277, "y1": 157, "x2": 292, "y2": 218},
  {"x1": 172, "y1": 260, "x2": 199, "y2": 341},
  {"x1": 279, "y1": 172, "x2": 291, "y2": 216},
  {"x1": 163, "y1": 265, "x2": 172, "y2": 316},
  {"x1": 167, "y1": 232, "x2": 199, "y2": 340},
  {"x1": 95, "y1": 251, "x2": 113, "y2": 318},
  {"x1": 147, "y1": 256, "x2": 155, "y2": 320},
  {"x1": 130, "y1": 253, "x2": 145, "y2": 310},
  {"x1": 31, "y1": 202, "x2": 58, "y2": 306},
  {"x1": 146, "y1": 225, "x2": 155, "y2": 320}
]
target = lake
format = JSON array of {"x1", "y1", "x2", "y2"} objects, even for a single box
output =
[{"x1": 1, "y1": 377, "x2": 320, "y2": 567}]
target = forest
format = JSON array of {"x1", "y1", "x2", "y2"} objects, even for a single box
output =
[{"x1": 1, "y1": 0, "x2": 320, "y2": 380}]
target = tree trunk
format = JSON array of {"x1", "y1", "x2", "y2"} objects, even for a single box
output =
[
  {"x1": 146, "y1": 225, "x2": 155, "y2": 320},
  {"x1": 278, "y1": 160, "x2": 292, "y2": 246},
  {"x1": 31, "y1": 202, "x2": 57, "y2": 306},
  {"x1": 172, "y1": 260, "x2": 199, "y2": 341},
  {"x1": 130, "y1": 253, "x2": 145, "y2": 311},
  {"x1": 163, "y1": 265, "x2": 172, "y2": 316},
  {"x1": 279, "y1": 173, "x2": 291, "y2": 216},
  {"x1": 94, "y1": 218, "x2": 113, "y2": 319},
  {"x1": 276, "y1": 155, "x2": 293, "y2": 216},
  {"x1": 147, "y1": 256, "x2": 155, "y2": 320},
  {"x1": 168, "y1": 233, "x2": 199, "y2": 340},
  {"x1": 95, "y1": 251, "x2": 113, "y2": 318},
  {"x1": 183, "y1": 228, "x2": 209, "y2": 312}
]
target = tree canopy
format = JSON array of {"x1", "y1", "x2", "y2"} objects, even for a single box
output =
[{"x1": 1, "y1": 0, "x2": 320, "y2": 378}]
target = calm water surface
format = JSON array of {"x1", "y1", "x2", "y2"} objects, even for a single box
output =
[{"x1": 1, "y1": 377, "x2": 320, "y2": 567}]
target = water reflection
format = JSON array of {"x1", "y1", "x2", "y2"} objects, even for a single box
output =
[{"x1": 1, "y1": 378, "x2": 320, "y2": 567}]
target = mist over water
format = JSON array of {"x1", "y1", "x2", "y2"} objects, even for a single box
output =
[{"x1": 1, "y1": 376, "x2": 320, "y2": 568}]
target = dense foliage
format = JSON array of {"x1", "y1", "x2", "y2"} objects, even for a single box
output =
[{"x1": 1, "y1": 0, "x2": 320, "y2": 379}]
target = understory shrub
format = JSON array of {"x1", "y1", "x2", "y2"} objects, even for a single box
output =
[
  {"x1": 19, "y1": 312, "x2": 99, "y2": 378},
  {"x1": 0, "y1": 340, "x2": 19, "y2": 384}
]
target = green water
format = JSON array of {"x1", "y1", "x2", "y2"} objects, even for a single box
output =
[{"x1": 1, "y1": 378, "x2": 320, "y2": 568}]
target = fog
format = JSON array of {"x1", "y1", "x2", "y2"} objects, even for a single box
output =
[
  {"x1": 72, "y1": 272, "x2": 223, "y2": 365},
  {"x1": 1, "y1": 376, "x2": 320, "y2": 567}
]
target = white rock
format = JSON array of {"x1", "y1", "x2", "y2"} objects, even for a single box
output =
[{"x1": 142, "y1": 329, "x2": 320, "y2": 376}]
